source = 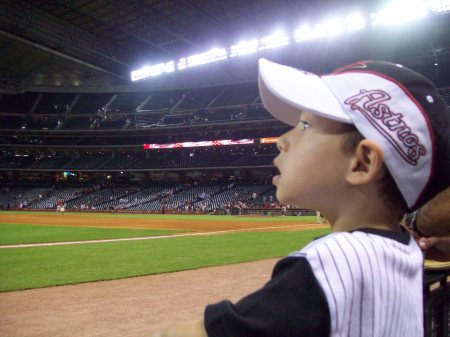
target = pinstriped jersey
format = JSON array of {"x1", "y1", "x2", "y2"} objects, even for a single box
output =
[
  {"x1": 205, "y1": 228, "x2": 423, "y2": 337},
  {"x1": 299, "y1": 229, "x2": 424, "y2": 337}
]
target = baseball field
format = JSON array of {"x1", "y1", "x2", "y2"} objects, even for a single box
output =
[{"x1": 0, "y1": 211, "x2": 329, "y2": 336}]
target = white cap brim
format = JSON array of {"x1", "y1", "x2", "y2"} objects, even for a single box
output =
[{"x1": 258, "y1": 58, "x2": 352, "y2": 126}]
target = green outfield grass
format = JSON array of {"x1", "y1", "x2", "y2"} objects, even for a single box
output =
[
  {"x1": 0, "y1": 224, "x2": 183, "y2": 245},
  {"x1": 0, "y1": 228, "x2": 329, "y2": 292}
]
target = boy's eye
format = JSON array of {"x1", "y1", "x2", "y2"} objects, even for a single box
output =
[{"x1": 300, "y1": 120, "x2": 312, "y2": 131}]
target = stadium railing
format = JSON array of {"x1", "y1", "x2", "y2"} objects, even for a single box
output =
[{"x1": 423, "y1": 269, "x2": 450, "y2": 337}]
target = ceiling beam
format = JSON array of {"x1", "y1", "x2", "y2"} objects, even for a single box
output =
[
  {"x1": 10, "y1": 0, "x2": 131, "y2": 68},
  {"x1": 179, "y1": 0, "x2": 231, "y2": 33},
  {"x1": 55, "y1": 0, "x2": 176, "y2": 58},
  {"x1": 0, "y1": 29, "x2": 128, "y2": 81},
  {"x1": 112, "y1": 2, "x2": 198, "y2": 49}
]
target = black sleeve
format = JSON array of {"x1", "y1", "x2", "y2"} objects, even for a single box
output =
[{"x1": 204, "y1": 256, "x2": 330, "y2": 337}]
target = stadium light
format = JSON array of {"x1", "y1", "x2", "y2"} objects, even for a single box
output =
[
  {"x1": 345, "y1": 13, "x2": 366, "y2": 31},
  {"x1": 258, "y1": 31, "x2": 290, "y2": 51},
  {"x1": 320, "y1": 18, "x2": 346, "y2": 36},
  {"x1": 429, "y1": 0, "x2": 450, "y2": 12},
  {"x1": 131, "y1": 61, "x2": 175, "y2": 81},
  {"x1": 130, "y1": 0, "x2": 450, "y2": 81},
  {"x1": 294, "y1": 20, "x2": 342, "y2": 42},
  {"x1": 295, "y1": 13, "x2": 365, "y2": 43},
  {"x1": 294, "y1": 24, "x2": 312, "y2": 42},
  {"x1": 178, "y1": 48, "x2": 228, "y2": 70},
  {"x1": 371, "y1": 0, "x2": 429, "y2": 26},
  {"x1": 230, "y1": 39, "x2": 259, "y2": 58}
]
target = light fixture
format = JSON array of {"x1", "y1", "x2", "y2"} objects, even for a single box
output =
[{"x1": 130, "y1": 1, "x2": 449, "y2": 81}]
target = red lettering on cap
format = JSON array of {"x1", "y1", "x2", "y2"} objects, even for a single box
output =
[{"x1": 344, "y1": 89, "x2": 426, "y2": 165}]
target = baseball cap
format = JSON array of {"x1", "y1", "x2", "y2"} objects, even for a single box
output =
[{"x1": 258, "y1": 58, "x2": 450, "y2": 210}]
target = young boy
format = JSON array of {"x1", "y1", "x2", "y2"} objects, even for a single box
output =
[{"x1": 151, "y1": 59, "x2": 450, "y2": 337}]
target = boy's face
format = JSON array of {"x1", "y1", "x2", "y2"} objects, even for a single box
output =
[{"x1": 273, "y1": 111, "x2": 353, "y2": 210}]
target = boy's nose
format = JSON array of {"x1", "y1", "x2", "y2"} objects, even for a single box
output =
[{"x1": 277, "y1": 134, "x2": 288, "y2": 152}]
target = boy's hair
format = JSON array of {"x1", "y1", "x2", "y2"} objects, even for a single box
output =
[{"x1": 341, "y1": 127, "x2": 408, "y2": 215}]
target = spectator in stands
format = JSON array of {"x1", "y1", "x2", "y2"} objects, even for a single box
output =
[
  {"x1": 238, "y1": 111, "x2": 247, "y2": 120},
  {"x1": 193, "y1": 114, "x2": 200, "y2": 123}
]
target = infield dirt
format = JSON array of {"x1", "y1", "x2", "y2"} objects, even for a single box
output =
[{"x1": 0, "y1": 212, "x2": 325, "y2": 232}]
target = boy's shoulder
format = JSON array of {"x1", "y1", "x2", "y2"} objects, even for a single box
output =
[
  {"x1": 287, "y1": 228, "x2": 422, "y2": 290},
  {"x1": 291, "y1": 228, "x2": 413, "y2": 259},
  {"x1": 274, "y1": 231, "x2": 423, "y2": 337}
]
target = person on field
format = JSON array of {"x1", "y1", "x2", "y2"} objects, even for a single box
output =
[
  {"x1": 56, "y1": 199, "x2": 65, "y2": 215},
  {"x1": 281, "y1": 204, "x2": 286, "y2": 216},
  {"x1": 151, "y1": 59, "x2": 450, "y2": 337},
  {"x1": 315, "y1": 210, "x2": 323, "y2": 224}
]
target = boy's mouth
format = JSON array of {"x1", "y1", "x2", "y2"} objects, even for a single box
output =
[
  {"x1": 272, "y1": 166, "x2": 281, "y2": 186},
  {"x1": 272, "y1": 174, "x2": 281, "y2": 186}
]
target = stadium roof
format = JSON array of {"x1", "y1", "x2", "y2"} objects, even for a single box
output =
[{"x1": 0, "y1": 0, "x2": 449, "y2": 93}]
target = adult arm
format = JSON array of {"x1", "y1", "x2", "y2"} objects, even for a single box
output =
[
  {"x1": 416, "y1": 187, "x2": 450, "y2": 237},
  {"x1": 414, "y1": 187, "x2": 450, "y2": 261},
  {"x1": 418, "y1": 237, "x2": 450, "y2": 261}
]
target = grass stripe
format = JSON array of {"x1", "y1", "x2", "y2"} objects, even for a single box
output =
[
  {"x1": 0, "y1": 223, "x2": 183, "y2": 245},
  {"x1": 0, "y1": 228, "x2": 329, "y2": 292}
]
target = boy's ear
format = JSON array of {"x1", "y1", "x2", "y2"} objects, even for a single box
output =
[{"x1": 345, "y1": 140, "x2": 385, "y2": 186}]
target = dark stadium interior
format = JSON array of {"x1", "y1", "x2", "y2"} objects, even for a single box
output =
[
  {"x1": 0, "y1": 1, "x2": 449, "y2": 214},
  {"x1": 1, "y1": 0, "x2": 450, "y2": 90},
  {"x1": 0, "y1": 2, "x2": 449, "y2": 334}
]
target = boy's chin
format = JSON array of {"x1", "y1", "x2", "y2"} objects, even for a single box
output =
[
  {"x1": 275, "y1": 192, "x2": 289, "y2": 205},
  {"x1": 278, "y1": 193, "x2": 309, "y2": 209}
]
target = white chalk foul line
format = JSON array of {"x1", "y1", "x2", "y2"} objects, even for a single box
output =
[{"x1": 0, "y1": 224, "x2": 317, "y2": 249}]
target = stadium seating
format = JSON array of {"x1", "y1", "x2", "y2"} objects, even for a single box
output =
[
  {"x1": 0, "y1": 116, "x2": 23, "y2": 129},
  {"x1": 31, "y1": 187, "x2": 85, "y2": 209},
  {"x1": 0, "y1": 181, "x2": 280, "y2": 213},
  {"x1": 0, "y1": 92, "x2": 38, "y2": 113},
  {"x1": 34, "y1": 93, "x2": 76, "y2": 115},
  {"x1": 210, "y1": 83, "x2": 259, "y2": 106},
  {"x1": 110, "y1": 92, "x2": 150, "y2": 113},
  {"x1": 70, "y1": 93, "x2": 113, "y2": 115}
]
